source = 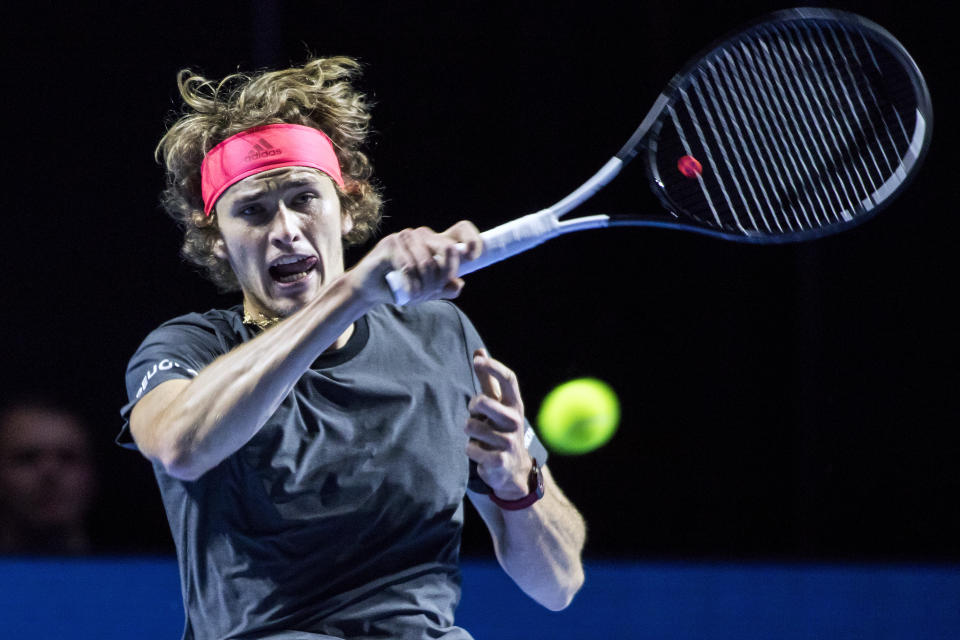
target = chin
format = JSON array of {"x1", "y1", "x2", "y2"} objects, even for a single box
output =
[{"x1": 272, "y1": 285, "x2": 319, "y2": 315}]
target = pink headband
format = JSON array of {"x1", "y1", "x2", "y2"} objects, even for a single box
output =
[{"x1": 200, "y1": 123, "x2": 345, "y2": 215}]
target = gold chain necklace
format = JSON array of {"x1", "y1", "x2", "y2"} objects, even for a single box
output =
[{"x1": 242, "y1": 310, "x2": 281, "y2": 329}]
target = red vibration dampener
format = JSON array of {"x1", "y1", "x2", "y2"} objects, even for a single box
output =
[{"x1": 677, "y1": 155, "x2": 703, "y2": 178}]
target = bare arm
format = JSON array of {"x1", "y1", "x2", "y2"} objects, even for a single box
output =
[
  {"x1": 468, "y1": 465, "x2": 586, "y2": 610},
  {"x1": 130, "y1": 223, "x2": 481, "y2": 480},
  {"x1": 130, "y1": 274, "x2": 367, "y2": 480},
  {"x1": 465, "y1": 351, "x2": 587, "y2": 610}
]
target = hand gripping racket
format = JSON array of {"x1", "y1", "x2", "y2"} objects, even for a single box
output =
[{"x1": 386, "y1": 7, "x2": 932, "y2": 305}]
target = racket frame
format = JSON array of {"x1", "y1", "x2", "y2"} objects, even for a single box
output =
[
  {"x1": 386, "y1": 7, "x2": 933, "y2": 303},
  {"x1": 640, "y1": 7, "x2": 933, "y2": 244}
]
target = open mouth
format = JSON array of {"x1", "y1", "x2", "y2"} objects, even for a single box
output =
[{"x1": 268, "y1": 256, "x2": 319, "y2": 284}]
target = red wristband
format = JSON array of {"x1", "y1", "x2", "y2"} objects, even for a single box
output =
[{"x1": 489, "y1": 459, "x2": 545, "y2": 511}]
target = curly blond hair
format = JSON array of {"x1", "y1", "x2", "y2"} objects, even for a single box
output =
[{"x1": 156, "y1": 57, "x2": 382, "y2": 291}]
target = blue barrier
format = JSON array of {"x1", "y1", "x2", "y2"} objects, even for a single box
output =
[{"x1": 1, "y1": 557, "x2": 958, "y2": 638}]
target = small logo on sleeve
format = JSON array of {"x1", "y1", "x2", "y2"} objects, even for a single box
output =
[{"x1": 135, "y1": 359, "x2": 198, "y2": 399}]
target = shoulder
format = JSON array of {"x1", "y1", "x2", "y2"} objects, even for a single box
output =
[
  {"x1": 144, "y1": 305, "x2": 247, "y2": 347},
  {"x1": 154, "y1": 305, "x2": 245, "y2": 334},
  {"x1": 126, "y1": 305, "x2": 248, "y2": 376},
  {"x1": 123, "y1": 305, "x2": 247, "y2": 404}
]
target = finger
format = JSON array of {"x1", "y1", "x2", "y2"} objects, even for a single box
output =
[
  {"x1": 443, "y1": 220, "x2": 483, "y2": 261},
  {"x1": 440, "y1": 277, "x2": 465, "y2": 300},
  {"x1": 465, "y1": 439, "x2": 509, "y2": 468},
  {"x1": 404, "y1": 228, "x2": 441, "y2": 283},
  {"x1": 429, "y1": 245, "x2": 462, "y2": 297},
  {"x1": 465, "y1": 417, "x2": 513, "y2": 448},
  {"x1": 412, "y1": 228, "x2": 471, "y2": 291},
  {"x1": 442, "y1": 244, "x2": 461, "y2": 282},
  {"x1": 394, "y1": 228, "x2": 466, "y2": 301},
  {"x1": 468, "y1": 395, "x2": 521, "y2": 432},
  {"x1": 392, "y1": 230, "x2": 426, "y2": 295},
  {"x1": 472, "y1": 349, "x2": 501, "y2": 401},
  {"x1": 423, "y1": 245, "x2": 463, "y2": 300},
  {"x1": 473, "y1": 352, "x2": 522, "y2": 410}
]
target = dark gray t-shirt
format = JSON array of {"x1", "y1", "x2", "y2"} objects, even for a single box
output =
[{"x1": 119, "y1": 301, "x2": 545, "y2": 640}]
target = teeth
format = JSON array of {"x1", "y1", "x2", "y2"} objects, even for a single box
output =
[
  {"x1": 277, "y1": 271, "x2": 310, "y2": 283},
  {"x1": 273, "y1": 255, "x2": 310, "y2": 267}
]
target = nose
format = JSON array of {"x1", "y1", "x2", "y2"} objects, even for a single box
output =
[
  {"x1": 33, "y1": 451, "x2": 66, "y2": 481},
  {"x1": 270, "y1": 201, "x2": 301, "y2": 247}
]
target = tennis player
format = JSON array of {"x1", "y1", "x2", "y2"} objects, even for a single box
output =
[{"x1": 119, "y1": 57, "x2": 585, "y2": 639}]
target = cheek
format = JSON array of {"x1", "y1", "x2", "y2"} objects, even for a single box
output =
[
  {"x1": 320, "y1": 226, "x2": 345, "y2": 263},
  {"x1": 309, "y1": 208, "x2": 347, "y2": 250},
  {"x1": 0, "y1": 469, "x2": 38, "y2": 494},
  {"x1": 217, "y1": 232, "x2": 261, "y2": 268},
  {"x1": 61, "y1": 467, "x2": 95, "y2": 499},
  {"x1": 0, "y1": 470, "x2": 20, "y2": 494}
]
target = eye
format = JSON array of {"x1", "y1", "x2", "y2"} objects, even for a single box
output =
[
  {"x1": 238, "y1": 203, "x2": 266, "y2": 217},
  {"x1": 291, "y1": 190, "x2": 319, "y2": 206},
  {"x1": 12, "y1": 450, "x2": 40, "y2": 467}
]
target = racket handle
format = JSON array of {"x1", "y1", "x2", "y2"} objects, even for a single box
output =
[{"x1": 386, "y1": 211, "x2": 560, "y2": 305}]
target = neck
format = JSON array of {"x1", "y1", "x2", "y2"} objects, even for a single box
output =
[
  {"x1": 242, "y1": 307, "x2": 282, "y2": 329},
  {"x1": 242, "y1": 303, "x2": 354, "y2": 351}
]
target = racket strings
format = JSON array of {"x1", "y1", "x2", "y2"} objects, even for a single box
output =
[
  {"x1": 727, "y1": 24, "x2": 873, "y2": 226},
  {"x1": 710, "y1": 49, "x2": 809, "y2": 232},
  {"x1": 656, "y1": 18, "x2": 922, "y2": 237},
  {"x1": 790, "y1": 24, "x2": 903, "y2": 203},
  {"x1": 755, "y1": 24, "x2": 869, "y2": 223},
  {"x1": 771, "y1": 23, "x2": 908, "y2": 218},
  {"x1": 804, "y1": 26, "x2": 887, "y2": 198}
]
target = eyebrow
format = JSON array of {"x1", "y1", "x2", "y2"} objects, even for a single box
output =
[{"x1": 231, "y1": 176, "x2": 321, "y2": 206}]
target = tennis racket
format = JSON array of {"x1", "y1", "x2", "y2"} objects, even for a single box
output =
[{"x1": 386, "y1": 7, "x2": 932, "y2": 305}]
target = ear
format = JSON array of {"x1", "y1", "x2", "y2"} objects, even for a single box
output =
[
  {"x1": 212, "y1": 235, "x2": 228, "y2": 260},
  {"x1": 341, "y1": 212, "x2": 354, "y2": 238}
]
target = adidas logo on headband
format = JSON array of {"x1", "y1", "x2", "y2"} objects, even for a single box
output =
[{"x1": 244, "y1": 138, "x2": 283, "y2": 162}]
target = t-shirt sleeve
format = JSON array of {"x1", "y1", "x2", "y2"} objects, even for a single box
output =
[
  {"x1": 116, "y1": 316, "x2": 227, "y2": 450},
  {"x1": 448, "y1": 303, "x2": 548, "y2": 468}
]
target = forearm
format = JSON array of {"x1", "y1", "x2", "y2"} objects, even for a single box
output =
[
  {"x1": 487, "y1": 471, "x2": 587, "y2": 610},
  {"x1": 134, "y1": 274, "x2": 370, "y2": 479}
]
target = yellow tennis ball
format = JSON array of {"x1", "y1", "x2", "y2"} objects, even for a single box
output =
[{"x1": 537, "y1": 378, "x2": 620, "y2": 455}]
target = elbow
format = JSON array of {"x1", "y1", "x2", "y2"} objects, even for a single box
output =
[
  {"x1": 154, "y1": 432, "x2": 214, "y2": 481},
  {"x1": 533, "y1": 563, "x2": 585, "y2": 612},
  {"x1": 139, "y1": 430, "x2": 208, "y2": 482},
  {"x1": 545, "y1": 566, "x2": 585, "y2": 611},
  {"x1": 158, "y1": 449, "x2": 207, "y2": 481}
]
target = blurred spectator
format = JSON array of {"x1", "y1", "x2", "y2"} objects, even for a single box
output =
[{"x1": 0, "y1": 400, "x2": 97, "y2": 554}]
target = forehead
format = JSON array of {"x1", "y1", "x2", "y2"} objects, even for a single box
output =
[
  {"x1": 0, "y1": 409, "x2": 88, "y2": 452},
  {"x1": 223, "y1": 167, "x2": 332, "y2": 200}
]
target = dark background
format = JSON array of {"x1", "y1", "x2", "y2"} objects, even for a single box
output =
[{"x1": 2, "y1": 0, "x2": 956, "y2": 561}]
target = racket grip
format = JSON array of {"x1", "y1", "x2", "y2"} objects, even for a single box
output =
[{"x1": 386, "y1": 210, "x2": 559, "y2": 305}]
